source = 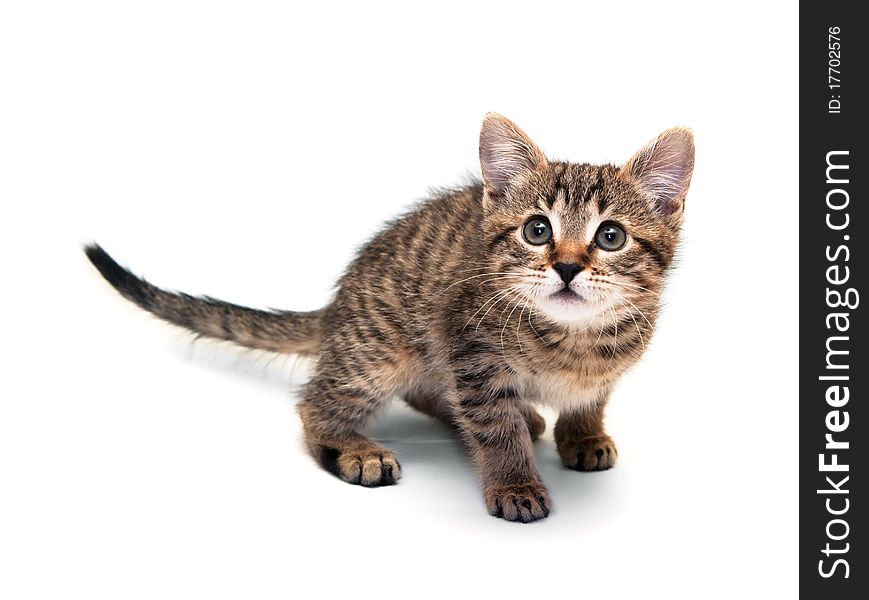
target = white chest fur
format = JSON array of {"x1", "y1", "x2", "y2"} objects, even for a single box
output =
[{"x1": 519, "y1": 370, "x2": 608, "y2": 412}]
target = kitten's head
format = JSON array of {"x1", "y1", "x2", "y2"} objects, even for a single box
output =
[{"x1": 478, "y1": 113, "x2": 694, "y2": 327}]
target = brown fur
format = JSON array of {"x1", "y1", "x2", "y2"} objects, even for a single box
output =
[
  {"x1": 86, "y1": 114, "x2": 694, "y2": 522},
  {"x1": 554, "y1": 403, "x2": 618, "y2": 471}
]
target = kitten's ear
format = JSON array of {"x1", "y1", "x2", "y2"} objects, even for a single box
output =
[
  {"x1": 479, "y1": 113, "x2": 548, "y2": 198},
  {"x1": 621, "y1": 127, "x2": 695, "y2": 218}
]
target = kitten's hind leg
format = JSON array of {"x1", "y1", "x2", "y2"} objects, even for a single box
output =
[
  {"x1": 520, "y1": 403, "x2": 546, "y2": 441},
  {"x1": 298, "y1": 377, "x2": 400, "y2": 487},
  {"x1": 403, "y1": 388, "x2": 457, "y2": 427},
  {"x1": 404, "y1": 390, "x2": 545, "y2": 441}
]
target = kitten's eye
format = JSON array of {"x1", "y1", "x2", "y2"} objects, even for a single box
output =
[
  {"x1": 595, "y1": 222, "x2": 627, "y2": 251},
  {"x1": 522, "y1": 217, "x2": 552, "y2": 245}
]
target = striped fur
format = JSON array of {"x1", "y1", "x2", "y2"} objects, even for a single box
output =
[{"x1": 86, "y1": 114, "x2": 694, "y2": 522}]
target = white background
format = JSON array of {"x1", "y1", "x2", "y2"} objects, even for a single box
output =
[{"x1": 1, "y1": 1, "x2": 798, "y2": 598}]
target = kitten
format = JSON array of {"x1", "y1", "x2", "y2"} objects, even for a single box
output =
[{"x1": 86, "y1": 114, "x2": 694, "y2": 523}]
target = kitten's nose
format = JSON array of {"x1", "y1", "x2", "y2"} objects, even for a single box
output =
[{"x1": 553, "y1": 262, "x2": 583, "y2": 284}]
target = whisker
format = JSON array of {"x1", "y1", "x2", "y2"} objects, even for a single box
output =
[
  {"x1": 515, "y1": 296, "x2": 532, "y2": 358},
  {"x1": 500, "y1": 296, "x2": 524, "y2": 357},
  {"x1": 605, "y1": 302, "x2": 619, "y2": 370},
  {"x1": 435, "y1": 272, "x2": 528, "y2": 296},
  {"x1": 525, "y1": 287, "x2": 564, "y2": 346},
  {"x1": 475, "y1": 286, "x2": 524, "y2": 333},
  {"x1": 526, "y1": 302, "x2": 548, "y2": 345},
  {"x1": 611, "y1": 292, "x2": 646, "y2": 354},
  {"x1": 457, "y1": 284, "x2": 525, "y2": 338},
  {"x1": 450, "y1": 265, "x2": 545, "y2": 275},
  {"x1": 609, "y1": 289, "x2": 655, "y2": 332},
  {"x1": 598, "y1": 279, "x2": 659, "y2": 296}
]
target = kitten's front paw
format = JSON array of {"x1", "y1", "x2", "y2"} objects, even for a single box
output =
[
  {"x1": 484, "y1": 482, "x2": 551, "y2": 523},
  {"x1": 558, "y1": 435, "x2": 618, "y2": 471}
]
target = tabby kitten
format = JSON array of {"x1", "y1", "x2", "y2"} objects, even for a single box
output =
[{"x1": 86, "y1": 114, "x2": 694, "y2": 523}]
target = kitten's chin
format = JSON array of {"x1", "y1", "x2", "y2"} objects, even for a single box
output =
[{"x1": 533, "y1": 289, "x2": 605, "y2": 327}]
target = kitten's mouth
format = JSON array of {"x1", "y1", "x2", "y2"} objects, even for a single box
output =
[{"x1": 550, "y1": 288, "x2": 584, "y2": 303}]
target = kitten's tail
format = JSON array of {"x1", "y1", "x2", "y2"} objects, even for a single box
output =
[{"x1": 84, "y1": 244, "x2": 324, "y2": 356}]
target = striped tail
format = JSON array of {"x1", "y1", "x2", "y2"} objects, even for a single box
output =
[{"x1": 84, "y1": 244, "x2": 324, "y2": 356}]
